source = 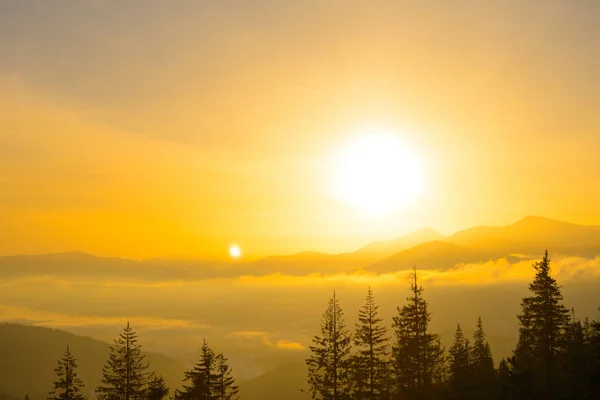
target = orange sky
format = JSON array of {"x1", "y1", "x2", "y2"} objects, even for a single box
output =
[{"x1": 1, "y1": 1, "x2": 599, "y2": 259}]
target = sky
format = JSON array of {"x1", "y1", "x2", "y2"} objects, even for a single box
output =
[{"x1": 1, "y1": 0, "x2": 600, "y2": 259}]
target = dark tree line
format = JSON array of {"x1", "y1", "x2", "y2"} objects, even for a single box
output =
[
  {"x1": 46, "y1": 323, "x2": 238, "y2": 400},
  {"x1": 306, "y1": 251, "x2": 600, "y2": 400}
]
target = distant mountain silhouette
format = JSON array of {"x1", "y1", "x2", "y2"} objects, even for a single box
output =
[
  {"x1": 368, "y1": 217, "x2": 600, "y2": 272},
  {"x1": 238, "y1": 362, "x2": 307, "y2": 400},
  {"x1": 1, "y1": 217, "x2": 599, "y2": 278},
  {"x1": 0, "y1": 252, "x2": 138, "y2": 278},
  {"x1": 355, "y1": 227, "x2": 445, "y2": 256},
  {"x1": 251, "y1": 228, "x2": 447, "y2": 274},
  {"x1": 0, "y1": 324, "x2": 185, "y2": 399},
  {"x1": 368, "y1": 241, "x2": 487, "y2": 272},
  {"x1": 448, "y1": 216, "x2": 600, "y2": 257},
  {"x1": 234, "y1": 217, "x2": 600, "y2": 274}
]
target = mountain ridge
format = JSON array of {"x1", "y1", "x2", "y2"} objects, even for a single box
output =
[{"x1": 2, "y1": 216, "x2": 599, "y2": 275}]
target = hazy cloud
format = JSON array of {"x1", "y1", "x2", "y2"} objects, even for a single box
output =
[
  {"x1": 237, "y1": 255, "x2": 600, "y2": 287},
  {"x1": 231, "y1": 331, "x2": 304, "y2": 351},
  {"x1": 0, "y1": 304, "x2": 208, "y2": 330}
]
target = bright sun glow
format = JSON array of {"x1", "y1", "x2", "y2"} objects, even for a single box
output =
[
  {"x1": 229, "y1": 244, "x2": 242, "y2": 259},
  {"x1": 333, "y1": 131, "x2": 424, "y2": 216}
]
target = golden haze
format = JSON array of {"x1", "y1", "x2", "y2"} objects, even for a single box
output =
[{"x1": 1, "y1": 2, "x2": 600, "y2": 259}]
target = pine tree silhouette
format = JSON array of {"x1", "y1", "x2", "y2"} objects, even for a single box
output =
[
  {"x1": 351, "y1": 287, "x2": 392, "y2": 400},
  {"x1": 391, "y1": 267, "x2": 445, "y2": 400},
  {"x1": 147, "y1": 375, "x2": 169, "y2": 400},
  {"x1": 588, "y1": 313, "x2": 600, "y2": 398},
  {"x1": 96, "y1": 322, "x2": 151, "y2": 400},
  {"x1": 496, "y1": 358, "x2": 513, "y2": 400},
  {"x1": 470, "y1": 317, "x2": 495, "y2": 400},
  {"x1": 212, "y1": 353, "x2": 239, "y2": 400},
  {"x1": 175, "y1": 340, "x2": 237, "y2": 400},
  {"x1": 512, "y1": 250, "x2": 570, "y2": 399},
  {"x1": 448, "y1": 324, "x2": 472, "y2": 400},
  {"x1": 48, "y1": 346, "x2": 86, "y2": 400},
  {"x1": 306, "y1": 291, "x2": 352, "y2": 400},
  {"x1": 175, "y1": 339, "x2": 215, "y2": 400}
]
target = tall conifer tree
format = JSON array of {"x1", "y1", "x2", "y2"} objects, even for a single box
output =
[
  {"x1": 513, "y1": 250, "x2": 569, "y2": 399},
  {"x1": 448, "y1": 324, "x2": 472, "y2": 400},
  {"x1": 175, "y1": 340, "x2": 238, "y2": 400},
  {"x1": 212, "y1": 353, "x2": 239, "y2": 400},
  {"x1": 470, "y1": 317, "x2": 495, "y2": 399},
  {"x1": 306, "y1": 291, "x2": 352, "y2": 400},
  {"x1": 48, "y1": 346, "x2": 86, "y2": 400},
  {"x1": 175, "y1": 339, "x2": 215, "y2": 400},
  {"x1": 391, "y1": 268, "x2": 445, "y2": 400},
  {"x1": 96, "y1": 322, "x2": 151, "y2": 400},
  {"x1": 351, "y1": 287, "x2": 391, "y2": 400}
]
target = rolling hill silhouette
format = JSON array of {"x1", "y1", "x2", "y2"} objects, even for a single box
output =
[
  {"x1": 238, "y1": 362, "x2": 308, "y2": 400},
  {"x1": 0, "y1": 324, "x2": 311, "y2": 400},
  {"x1": 0, "y1": 324, "x2": 186, "y2": 399}
]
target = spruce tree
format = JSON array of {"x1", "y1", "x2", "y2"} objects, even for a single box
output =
[
  {"x1": 175, "y1": 339, "x2": 215, "y2": 400},
  {"x1": 560, "y1": 312, "x2": 600, "y2": 399},
  {"x1": 513, "y1": 250, "x2": 569, "y2": 399},
  {"x1": 470, "y1": 317, "x2": 495, "y2": 399},
  {"x1": 96, "y1": 322, "x2": 151, "y2": 400},
  {"x1": 306, "y1": 291, "x2": 352, "y2": 400},
  {"x1": 212, "y1": 353, "x2": 239, "y2": 400},
  {"x1": 147, "y1": 375, "x2": 169, "y2": 400},
  {"x1": 391, "y1": 268, "x2": 445, "y2": 400},
  {"x1": 351, "y1": 287, "x2": 391, "y2": 400},
  {"x1": 496, "y1": 359, "x2": 512, "y2": 400},
  {"x1": 561, "y1": 315, "x2": 589, "y2": 399},
  {"x1": 588, "y1": 314, "x2": 600, "y2": 398},
  {"x1": 48, "y1": 346, "x2": 86, "y2": 400},
  {"x1": 448, "y1": 324, "x2": 472, "y2": 400},
  {"x1": 510, "y1": 318, "x2": 536, "y2": 399}
]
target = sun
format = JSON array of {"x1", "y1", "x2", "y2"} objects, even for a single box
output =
[
  {"x1": 229, "y1": 244, "x2": 242, "y2": 259},
  {"x1": 332, "y1": 131, "x2": 424, "y2": 216}
]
